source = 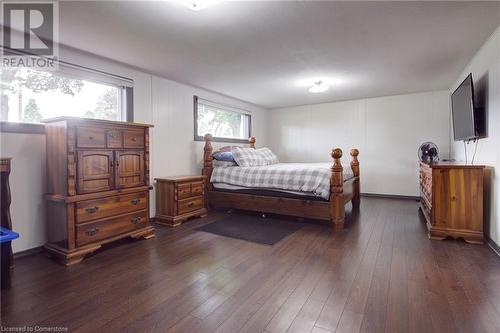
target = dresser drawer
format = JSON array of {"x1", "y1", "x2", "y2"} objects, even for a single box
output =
[
  {"x1": 178, "y1": 196, "x2": 204, "y2": 215},
  {"x1": 124, "y1": 129, "x2": 144, "y2": 148},
  {"x1": 76, "y1": 210, "x2": 148, "y2": 246},
  {"x1": 106, "y1": 129, "x2": 123, "y2": 148},
  {"x1": 77, "y1": 127, "x2": 106, "y2": 148},
  {"x1": 76, "y1": 192, "x2": 147, "y2": 223}
]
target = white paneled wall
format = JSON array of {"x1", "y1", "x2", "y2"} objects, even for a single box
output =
[
  {"x1": 451, "y1": 27, "x2": 500, "y2": 244},
  {"x1": 268, "y1": 90, "x2": 451, "y2": 197}
]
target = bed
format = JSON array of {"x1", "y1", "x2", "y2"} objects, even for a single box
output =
[{"x1": 202, "y1": 134, "x2": 360, "y2": 228}]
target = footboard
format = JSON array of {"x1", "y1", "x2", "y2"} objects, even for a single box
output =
[{"x1": 330, "y1": 148, "x2": 360, "y2": 228}]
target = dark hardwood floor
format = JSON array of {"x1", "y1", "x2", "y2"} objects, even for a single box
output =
[{"x1": 2, "y1": 197, "x2": 500, "y2": 332}]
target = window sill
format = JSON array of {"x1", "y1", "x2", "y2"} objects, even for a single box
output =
[
  {"x1": 194, "y1": 135, "x2": 251, "y2": 144},
  {"x1": 0, "y1": 122, "x2": 45, "y2": 135}
]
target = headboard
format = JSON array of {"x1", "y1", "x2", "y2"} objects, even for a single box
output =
[{"x1": 202, "y1": 133, "x2": 256, "y2": 189}]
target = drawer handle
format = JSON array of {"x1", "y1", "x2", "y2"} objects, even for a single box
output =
[
  {"x1": 131, "y1": 217, "x2": 142, "y2": 225},
  {"x1": 131, "y1": 137, "x2": 137, "y2": 142},
  {"x1": 85, "y1": 228, "x2": 99, "y2": 236},
  {"x1": 89, "y1": 136, "x2": 94, "y2": 140},
  {"x1": 187, "y1": 202, "x2": 195, "y2": 207},
  {"x1": 85, "y1": 206, "x2": 99, "y2": 214},
  {"x1": 131, "y1": 198, "x2": 141, "y2": 205}
]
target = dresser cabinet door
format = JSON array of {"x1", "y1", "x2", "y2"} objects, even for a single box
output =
[
  {"x1": 77, "y1": 151, "x2": 114, "y2": 194},
  {"x1": 115, "y1": 150, "x2": 145, "y2": 189}
]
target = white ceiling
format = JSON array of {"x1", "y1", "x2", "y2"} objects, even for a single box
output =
[{"x1": 58, "y1": 1, "x2": 500, "y2": 109}]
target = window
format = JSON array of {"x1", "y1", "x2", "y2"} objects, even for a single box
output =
[
  {"x1": 0, "y1": 65, "x2": 133, "y2": 126},
  {"x1": 194, "y1": 96, "x2": 251, "y2": 143}
]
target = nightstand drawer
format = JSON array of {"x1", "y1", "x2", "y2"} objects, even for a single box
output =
[
  {"x1": 191, "y1": 182, "x2": 204, "y2": 196},
  {"x1": 178, "y1": 196, "x2": 204, "y2": 215},
  {"x1": 177, "y1": 183, "x2": 192, "y2": 199}
]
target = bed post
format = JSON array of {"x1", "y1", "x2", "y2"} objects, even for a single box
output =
[
  {"x1": 249, "y1": 137, "x2": 256, "y2": 148},
  {"x1": 350, "y1": 149, "x2": 360, "y2": 206},
  {"x1": 203, "y1": 134, "x2": 214, "y2": 193},
  {"x1": 330, "y1": 148, "x2": 345, "y2": 229}
]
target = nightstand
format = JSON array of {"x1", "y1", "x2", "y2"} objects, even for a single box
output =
[{"x1": 155, "y1": 176, "x2": 207, "y2": 227}]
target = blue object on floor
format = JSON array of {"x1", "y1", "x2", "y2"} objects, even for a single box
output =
[
  {"x1": 1, "y1": 226, "x2": 19, "y2": 290},
  {"x1": 0, "y1": 227, "x2": 19, "y2": 243}
]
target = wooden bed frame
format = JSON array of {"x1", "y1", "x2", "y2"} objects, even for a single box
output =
[{"x1": 202, "y1": 134, "x2": 360, "y2": 228}]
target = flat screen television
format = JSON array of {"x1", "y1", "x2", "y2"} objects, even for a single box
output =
[{"x1": 451, "y1": 74, "x2": 477, "y2": 141}]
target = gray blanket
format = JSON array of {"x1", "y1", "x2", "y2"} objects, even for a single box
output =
[{"x1": 211, "y1": 163, "x2": 355, "y2": 200}]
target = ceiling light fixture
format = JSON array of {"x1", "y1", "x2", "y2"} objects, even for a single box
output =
[
  {"x1": 178, "y1": 0, "x2": 220, "y2": 11},
  {"x1": 308, "y1": 81, "x2": 330, "y2": 93}
]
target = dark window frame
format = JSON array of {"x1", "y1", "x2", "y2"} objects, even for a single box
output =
[{"x1": 193, "y1": 95, "x2": 252, "y2": 144}]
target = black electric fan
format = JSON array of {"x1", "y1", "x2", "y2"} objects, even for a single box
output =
[{"x1": 418, "y1": 142, "x2": 439, "y2": 164}]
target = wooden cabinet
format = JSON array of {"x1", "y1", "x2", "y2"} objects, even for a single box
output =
[
  {"x1": 77, "y1": 150, "x2": 115, "y2": 193},
  {"x1": 44, "y1": 117, "x2": 154, "y2": 265},
  {"x1": 155, "y1": 176, "x2": 207, "y2": 227},
  {"x1": 419, "y1": 162, "x2": 485, "y2": 244},
  {"x1": 115, "y1": 150, "x2": 145, "y2": 188}
]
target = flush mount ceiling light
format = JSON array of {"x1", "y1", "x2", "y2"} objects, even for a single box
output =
[
  {"x1": 178, "y1": 0, "x2": 220, "y2": 11},
  {"x1": 308, "y1": 80, "x2": 330, "y2": 93}
]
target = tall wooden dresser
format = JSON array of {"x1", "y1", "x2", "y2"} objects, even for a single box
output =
[
  {"x1": 44, "y1": 117, "x2": 155, "y2": 265},
  {"x1": 419, "y1": 161, "x2": 484, "y2": 244}
]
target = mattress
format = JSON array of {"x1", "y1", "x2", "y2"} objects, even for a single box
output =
[
  {"x1": 212, "y1": 182, "x2": 326, "y2": 200},
  {"x1": 210, "y1": 163, "x2": 355, "y2": 200}
]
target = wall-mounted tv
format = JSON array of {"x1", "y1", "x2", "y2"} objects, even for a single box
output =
[{"x1": 451, "y1": 74, "x2": 478, "y2": 141}]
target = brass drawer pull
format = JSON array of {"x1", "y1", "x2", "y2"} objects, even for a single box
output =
[
  {"x1": 187, "y1": 202, "x2": 195, "y2": 207},
  {"x1": 85, "y1": 228, "x2": 99, "y2": 236},
  {"x1": 131, "y1": 217, "x2": 142, "y2": 225},
  {"x1": 131, "y1": 198, "x2": 140, "y2": 205},
  {"x1": 85, "y1": 206, "x2": 99, "y2": 214}
]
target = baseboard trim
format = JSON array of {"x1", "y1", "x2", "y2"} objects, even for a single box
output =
[
  {"x1": 13, "y1": 246, "x2": 44, "y2": 259},
  {"x1": 486, "y1": 237, "x2": 500, "y2": 257},
  {"x1": 361, "y1": 193, "x2": 420, "y2": 201}
]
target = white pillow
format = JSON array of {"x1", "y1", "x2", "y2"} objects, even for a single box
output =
[
  {"x1": 232, "y1": 147, "x2": 280, "y2": 167},
  {"x1": 232, "y1": 147, "x2": 267, "y2": 167},
  {"x1": 257, "y1": 147, "x2": 279, "y2": 165}
]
